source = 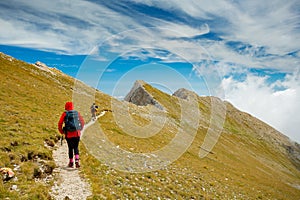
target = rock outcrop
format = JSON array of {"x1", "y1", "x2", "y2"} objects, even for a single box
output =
[
  {"x1": 124, "y1": 80, "x2": 164, "y2": 110},
  {"x1": 172, "y1": 88, "x2": 198, "y2": 100},
  {"x1": 34, "y1": 61, "x2": 55, "y2": 74}
]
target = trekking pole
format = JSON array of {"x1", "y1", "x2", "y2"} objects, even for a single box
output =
[
  {"x1": 61, "y1": 131, "x2": 65, "y2": 146},
  {"x1": 60, "y1": 135, "x2": 63, "y2": 146}
]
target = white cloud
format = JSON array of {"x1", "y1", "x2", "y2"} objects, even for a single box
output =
[
  {"x1": 0, "y1": 0, "x2": 142, "y2": 54},
  {"x1": 0, "y1": 0, "x2": 298, "y2": 72},
  {"x1": 128, "y1": 0, "x2": 300, "y2": 71},
  {"x1": 221, "y1": 72, "x2": 300, "y2": 143},
  {"x1": 160, "y1": 23, "x2": 209, "y2": 38},
  {"x1": 105, "y1": 69, "x2": 116, "y2": 73},
  {"x1": 100, "y1": 25, "x2": 212, "y2": 63},
  {"x1": 228, "y1": 0, "x2": 300, "y2": 54}
]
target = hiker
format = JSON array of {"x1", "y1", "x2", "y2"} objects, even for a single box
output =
[
  {"x1": 90, "y1": 102, "x2": 98, "y2": 120},
  {"x1": 58, "y1": 101, "x2": 85, "y2": 168}
]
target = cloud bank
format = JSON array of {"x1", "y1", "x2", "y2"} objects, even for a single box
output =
[
  {"x1": 0, "y1": 0, "x2": 299, "y2": 70},
  {"x1": 222, "y1": 71, "x2": 300, "y2": 142}
]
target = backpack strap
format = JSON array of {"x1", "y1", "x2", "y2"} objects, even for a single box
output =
[{"x1": 63, "y1": 111, "x2": 70, "y2": 137}]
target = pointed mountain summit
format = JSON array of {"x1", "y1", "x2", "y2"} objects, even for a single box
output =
[{"x1": 124, "y1": 80, "x2": 164, "y2": 110}]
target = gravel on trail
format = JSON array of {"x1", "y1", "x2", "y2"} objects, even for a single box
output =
[
  {"x1": 50, "y1": 113, "x2": 106, "y2": 200},
  {"x1": 50, "y1": 140, "x2": 92, "y2": 200}
]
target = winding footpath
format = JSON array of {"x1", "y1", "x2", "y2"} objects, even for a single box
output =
[{"x1": 50, "y1": 111, "x2": 106, "y2": 200}]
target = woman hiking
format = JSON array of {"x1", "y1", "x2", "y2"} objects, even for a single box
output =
[{"x1": 58, "y1": 102, "x2": 85, "y2": 168}]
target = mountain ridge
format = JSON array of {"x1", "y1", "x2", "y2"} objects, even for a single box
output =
[
  {"x1": 125, "y1": 79, "x2": 300, "y2": 168},
  {"x1": 1, "y1": 52, "x2": 300, "y2": 199}
]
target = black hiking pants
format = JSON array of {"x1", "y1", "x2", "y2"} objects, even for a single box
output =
[{"x1": 66, "y1": 137, "x2": 80, "y2": 159}]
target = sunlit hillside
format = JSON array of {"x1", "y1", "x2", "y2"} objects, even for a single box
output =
[
  {"x1": 1, "y1": 52, "x2": 300, "y2": 199},
  {"x1": 82, "y1": 81, "x2": 300, "y2": 199},
  {"x1": 0, "y1": 52, "x2": 109, "y2": 199}
]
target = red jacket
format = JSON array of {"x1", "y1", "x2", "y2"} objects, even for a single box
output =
[{"x1": 58, "y1": 102, "x2": 85, "y2": 138}]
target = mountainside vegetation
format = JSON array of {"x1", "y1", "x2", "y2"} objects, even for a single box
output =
[
  {"x1": 0, "y1": 52, "x2": 107, "y2": 199},
  {"x1": 0, "y1": 52, "x2": 300, "y2": 199}
]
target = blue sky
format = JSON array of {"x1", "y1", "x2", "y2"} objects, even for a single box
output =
[{"x1": 0, "y1": 0, "x2": 299, "y2": 143}]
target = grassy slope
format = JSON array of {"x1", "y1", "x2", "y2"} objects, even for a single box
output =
[
  {"x1": 81, "y1": 83, "x2": 300, "y2": 199},
  {"x1": 1, "y1": 53, "x2": 299, "y2": 199},
  {"x1": 0, "y1": 53, "x2": 76, "y2": 199},
  {"x1": 0, "y1": 53, "x2": 110, "y2": 199}
]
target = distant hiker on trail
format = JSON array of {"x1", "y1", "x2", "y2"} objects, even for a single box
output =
[
  {"x1": 90, "y1": 102, "x2": 98, "y2": 120},
  {"x1": 58, "y1": 102, "x2": 85, "y2": 168}
]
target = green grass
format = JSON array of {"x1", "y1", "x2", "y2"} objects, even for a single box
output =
[
  {"x1": 0, "y1": 53, "x2": 78, "y2": 199},
  {"x1": 1, "y1": 52, "x2": 300, "y2": 199},
  {"x1": 80, "y1": 82, "x2": 300, "y2": 199}
]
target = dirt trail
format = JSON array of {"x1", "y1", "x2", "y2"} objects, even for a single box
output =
[{"x1": 50, "y1": 112, "x2": 106, "y2": 200}]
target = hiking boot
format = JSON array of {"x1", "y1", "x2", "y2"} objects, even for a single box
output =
[
  {"x1": 68, "y1": 162, "x2": 74, "y2": 168},
  {"x1": 75, "y1": 160, "x2": 80, "y2": 168}
]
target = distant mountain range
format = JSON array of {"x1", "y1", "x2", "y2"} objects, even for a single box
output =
[{"x1": 1, "y1": 52, "x2": 299, "y2": 199}]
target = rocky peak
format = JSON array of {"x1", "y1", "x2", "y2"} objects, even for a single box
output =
[
  {"x1": 172, "y1": 88, "x2": 198, "y2": 100},
  {"x1": 124, "y1": 80, "x2": 164, "y2": 110}
]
